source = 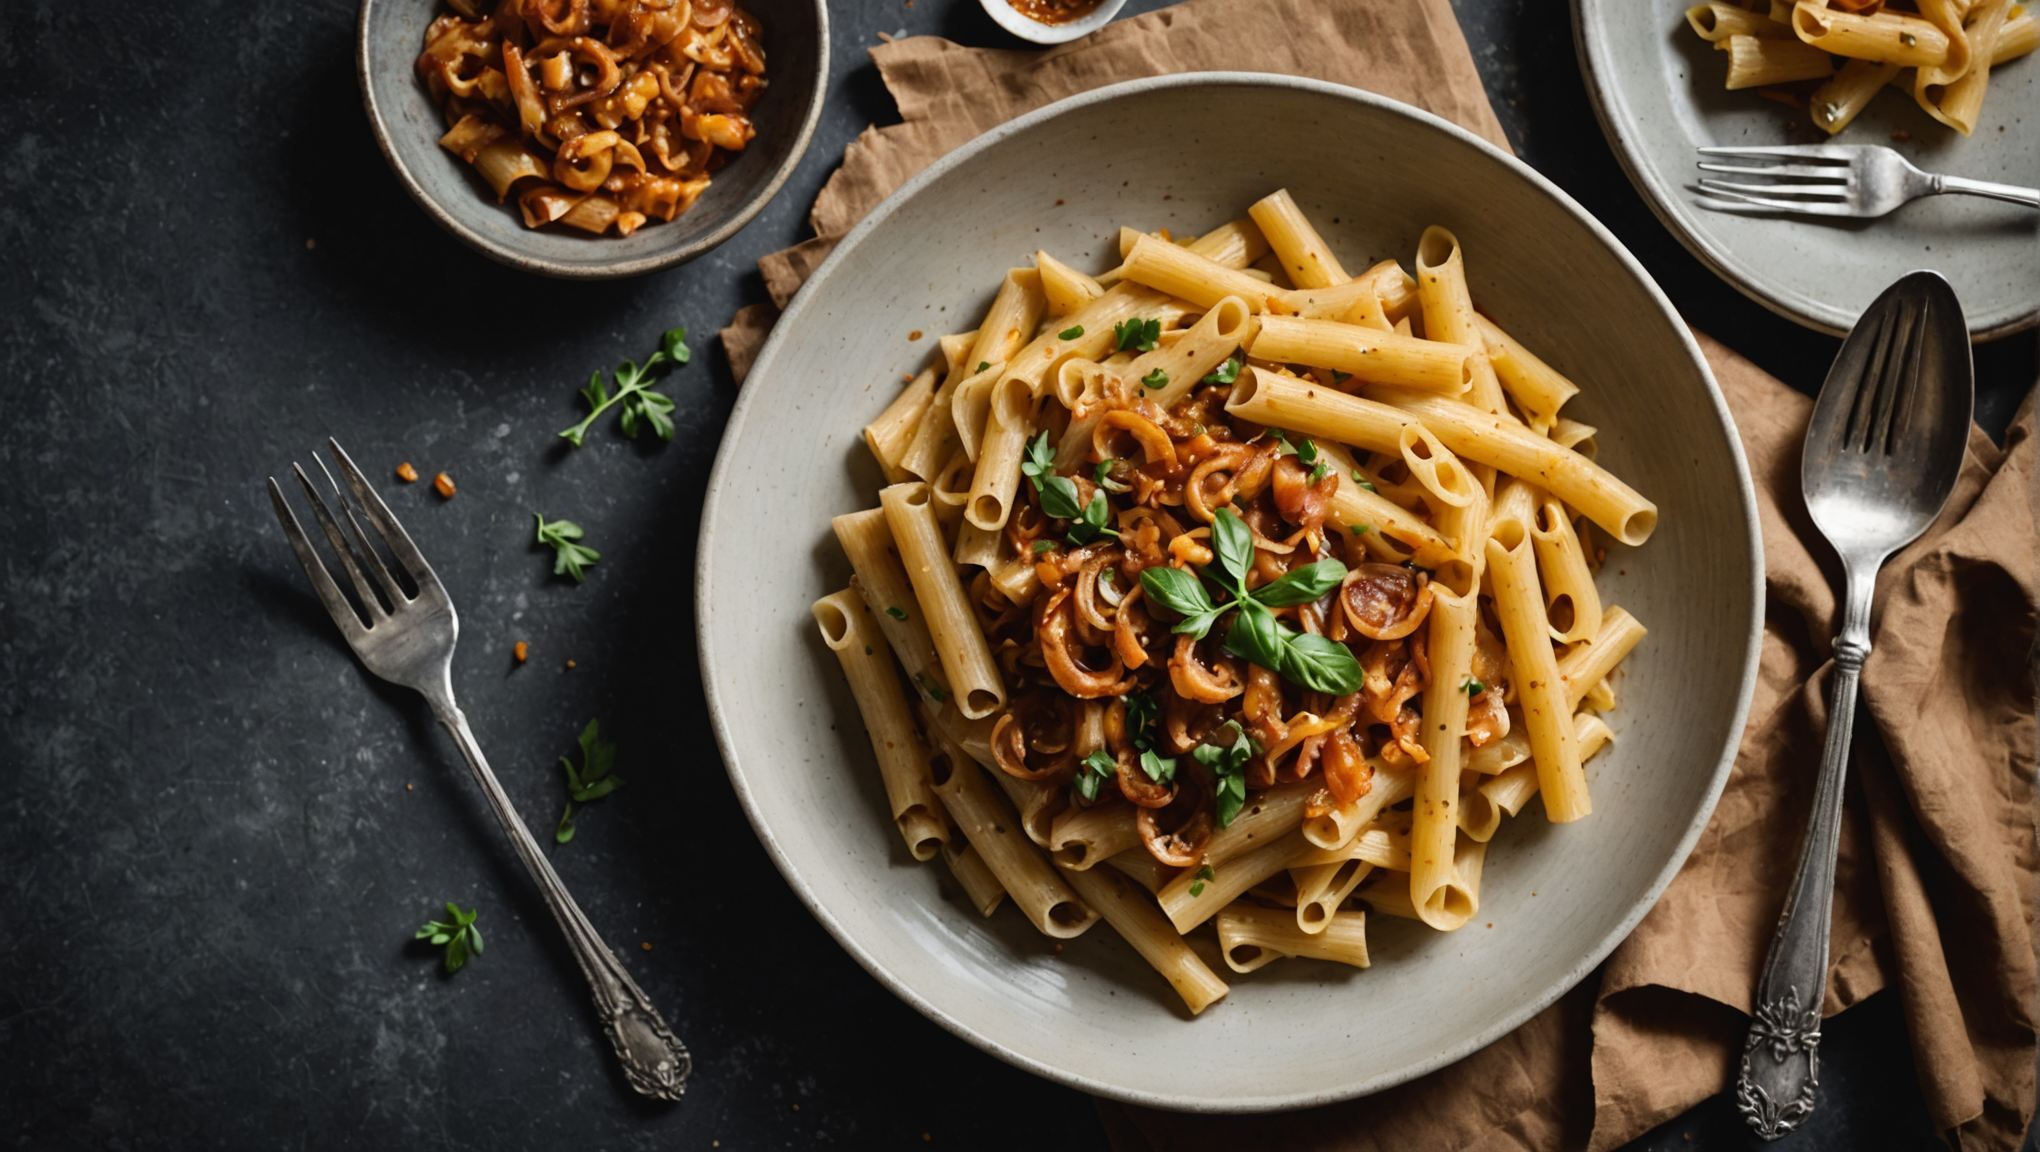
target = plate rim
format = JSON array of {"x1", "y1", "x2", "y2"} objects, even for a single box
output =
[
  {"x1": 697, "y1": 70, "x2": 1766, "y2": 1112},
  {"x1": 1571, "y1": 0, "x2": 2038, "y2": 342}
]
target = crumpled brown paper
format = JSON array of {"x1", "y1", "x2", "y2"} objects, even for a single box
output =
[{"x1": 719, "y1": 1, "x2": 2040, "y2": 1147}]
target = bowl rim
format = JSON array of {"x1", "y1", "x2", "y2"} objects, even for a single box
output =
[
  {"x1": 354, "y1": 0, "x2": 829, "y2": 280},
  {"x1": 1570, "y1": 0, "x2": 2038, "y2": 342},
  {"x1": 698, "y1": 71, "x2": 1766, "y2": 1112},
  {"x1": 976, "y1": 0, "x2": 1131, "y2": 46}
]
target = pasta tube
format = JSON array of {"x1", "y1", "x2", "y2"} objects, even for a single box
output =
[
  {"x1": 1723, "y1": 32, "x2": 1838, "y2": 88},
  {"x1": 1301, "y1": 760, "x2": 1417, "y2": 849},
  {"x1": 1414, "y1": 227, "x2": 1508, "y2": 416},
  {"x1": 1061, "y1": 865, "x2": 1230, "y2": 1015},
  {"x1": 1049, "y1": 801, "x2": 1141, "y2": 870},
  {"x1": 1474, "y1": 315, "x2": 1579, "y2": 433},
  {"x1": 1248, "y1": 315, "x2": 1476, "y2": 394},
  {"x1": 1371, "y1": 389, "x2": 1659, "y2": 545},
  {"x1": 1290, "y1": 858, "x2": 1375, "y2": 934},
  {"x1": 880, "y1": 482, "x2": 1006, "y2": 718},
  {"x1": 1159, "y1": 829, "x2": 1311, "y2": 933},
  {"x1": 932, "y1": 755, "x2": 1097, "y2": 938},
  {"x1": 941, "y1": 836, "x2": 1007, "y2": 917},
  {"x1": 1248, "y1": 188, "x2": 1350, "y2": 289},
  {"x1": 1412, "y1": 585, "x2": 1480, "y2": 929},
  {"x1": 1557, "y1": 605, "x2": 1647, "y2": 712},
  {"x1": 1486, "y1": 518, "x2": 1589, "y2": 822},
  {"x1": 811, "y1": 590, "x2": 949, "y2": 861},
  {"x1": 1216, "y1": 902, "x2": 1371, "y2": 973},
  {"x1": 833, "y1": 509, "x2": 950, "y2": 705}
]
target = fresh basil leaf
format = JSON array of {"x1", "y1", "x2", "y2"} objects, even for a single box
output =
[
  {"x1": 1138, "y1": 566, "x2": 1216, "y2": 621},
  {"x1": 555, "y1": 802, "x2": 577, "y2": 844},
  {"x1": 1294, "y1": 438, "x2": 1319, "y2": 466},
  {"x1": 1021, "y1": 430, "x2": 1056, "y2": 483},
  {"x1": 1279, "y1": 631, "x2": 1364, "y2": 695},
  {"x1": 1124, "y1": 692, "x2": 1158, "y2": 743},
  {"x1": 1141, "y1": 368, "x2": 1168, "y2": 389},
  {"x1": 1195, "y1": 864, "x2": 1216, "y2": 882},
  {"x1": 1038, "y1": 475, "x2": 1084, "y2": 520},
  {"x1": 976, "y1": 361, "x2": 990, "y2": 374},
  {"x1": 1114, "y1": 317, "x2": 1160, "y2": 353},
  {"x1": 1214, "y1": 772, "x2": 1247, "y2": 827},
  {"x1": 1059, "y1": 324, "x2": 1084, "y2": 340},
  {"x1": 661, "y1": 328, "x2": 691, "y2": 364},
  {"x1": 1222, "y1": 599, "x2": 1287, "y2": 671},
  {"x1": 1139, "y1": 748, "x2": 1177, "y2": 783},
  {"x1": 1032, "y1": 539, "x2": 1055, "y2": 555},
  {"x1": 1189, "y1": 880, "x2": 1207, "y2": 897},
  {"x1": 1210, "y1": 507, "x2": 1254, "y2": 590},
  {"x1": 1172, "y1": 608, "x2": 1227, "y2": 640},
  {"x1": 1252, "y1": 558, "x2": 1348, "y2": 607},
  {"x1": 1202, "y1": 357, "x2": 1240, "y2": 385}
]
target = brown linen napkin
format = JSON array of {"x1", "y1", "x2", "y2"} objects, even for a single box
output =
[{"x1": 720, "y1": 2, "x2": 2040, "y2": 1146}]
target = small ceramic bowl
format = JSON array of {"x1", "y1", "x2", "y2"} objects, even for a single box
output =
[
  {"x1": 979, "y1": 0, "x2": 1128, "y2": 45},
  {"x1": 356, "y1": 0, "x2": 827, "y2": 279}
]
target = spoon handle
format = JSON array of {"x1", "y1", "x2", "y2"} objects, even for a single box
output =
[{"x1": 1735, "y1": 571, "x2": 1873, "y2": 1139}]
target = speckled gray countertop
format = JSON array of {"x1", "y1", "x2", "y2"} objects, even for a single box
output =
[{"x1": 1, "y1": 2, "x2": 2032, "y2": 1149}]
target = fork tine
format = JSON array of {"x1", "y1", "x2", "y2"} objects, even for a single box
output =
[
  {"x1": 1846, "y1": 304, "x2": 1900, "y2": 451},
  {"x1": 326, "y1": 438, "x2": 443, "y2": 594},
  {"x1": 268, "y1": 477, "x2": 370, "y2": 641},
  {"x1": 1696, "y1": 161, "x2": 1849, "y2": 181},
  {"x1": 1696, "y1": 187, "x2": 1856, "y2": 216},
  {"x1": 313, "y1": 453, "x2": 411, "y2": 608},
  {"x1": 1699, "y1": 178, "x2": 1847, "y2": 199},
  {"x1": 292, "y1": 464, "x2": 389, "y2": 623},
  {"x1": 1696, "y1": 144, "x2": 1851, "y2": 162}
]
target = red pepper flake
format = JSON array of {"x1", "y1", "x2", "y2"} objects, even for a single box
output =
[
  {"x1": 1891, "y1": 129, "x2": 1911, "y2": 142},
  {"x1": 641, "y1": 941, "x2": 652, "y2": 951},
  {"x1": 395, "y1": 462, "x2": 419, "y2": 483},
  {"x1": 432, "y1": 472, "x2": 456, "y2": 498},
  {"x1": 513, "y1": 641, "x2": 528, "y2": 663},
  {"x1": 908, "y1": 330, "x2": 923, "y2": 340},
  {"x1": 1054, "y1": 199, "x2": 1065, "y2": 206},
  {"x1": 406, "y1": 783, "x2": 413, "y2": 791},
  {"x1": 566, "y1": 659, "x2": 578, "y2": 670}
]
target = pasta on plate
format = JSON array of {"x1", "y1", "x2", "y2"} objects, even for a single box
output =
[
  {"x1": 1686, "y1": 0, "x2": 2034, "y2": 135},
  {"x1": 813, "y1": 192, "x2": 1655, "y2": 1016},
  {"x1": 417, "y1": 0, "x2": 768, "y2": 237}
]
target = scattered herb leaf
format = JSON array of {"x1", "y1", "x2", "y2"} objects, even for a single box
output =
[
  {"x1": 1059, "y1": 324, "x2": 1085, "y2": 340},
  {"x1": 885, "y1": 606, "x2": 908, "y2": 620},
  {"x1": 1113, "y1": 317, "x2": 1161, "y2": 353},
  {"x1": 1141, "y1": 367, "x2": 1169, "y2": 389},
  {"x1": 1203, "y1": 358, "x2": 1241, "y2": 385},
  {"x1": 416, "y1": 902, "x2": 483, "y2": 973},
  {"x1": 555, "y1": 719, "x2": 623, "y2": 844},
  {"x1": 534, "y1": 514, "x2": 600, "y2": 583},
  {"x1": 560, "y1": 328, "x2": 689, "y2": 445}
]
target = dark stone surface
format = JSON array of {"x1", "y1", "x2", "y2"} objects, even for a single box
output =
[{"x1": 0, "y1": 2, "x2": 2029, "y2": 1151}]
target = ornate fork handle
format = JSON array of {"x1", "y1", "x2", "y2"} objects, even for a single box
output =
[
  {"x1": 430, "y1": 686, "x2": 691, "y2": 1100},
  {"x1": 1736, "y1": 567, "x2": 1873, "y2": 1139}
]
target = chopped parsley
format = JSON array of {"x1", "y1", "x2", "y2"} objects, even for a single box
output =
[
  {"x1": 1203, "y1": 358, "x2": 1241, "y2": 385},
  {"x1": 1141, "y1": 367, "x2": 1169, "y2": 389},
  {"x1": 1059, "y1": 324, "x2": 1085, "y2": 340},
  {"x1": 1113, "y1": 317, "x2": 1161, "y2": 352},
  {"x1": 1188, "y1": 863, "x2": 1216, "y2": 898},
  {"x1": 885, "y1": 606, "x2": 908, "y2": 620}
]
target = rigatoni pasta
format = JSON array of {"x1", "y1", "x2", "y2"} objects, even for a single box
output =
[{"x1": 816, "y1": 193, "x2": 1653, "y2": 1015}]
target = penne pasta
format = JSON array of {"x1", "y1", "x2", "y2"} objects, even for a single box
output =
[
  {"x1": 880, "y1": 482, "x2": 1006, "y2": 717},
  {"x1": 826, "y1": 197, "x2": 1659, "y2": 1011},
  {"x1": 1248, "y1": 315, "x2": 1476, "y2": 394},
  {"x1": 1487, "y1": 518, "x2": 1589, "y2": 822},
  {"x1": 1722, "y1": 31, "x2": 1838, "y2": 87},
  {"x1": 930, "y1": 753, "x2": 1097, "y2": 938},
  {"x1": 812, "y1": 590, "x2": 949, "y2": 861},
  {"x1": 1062, "y1": 864, "x2": 1231, "y2": 1015},
  {"x1": 1216, "y1": 902, "x2": 1371, "y2": 972}
]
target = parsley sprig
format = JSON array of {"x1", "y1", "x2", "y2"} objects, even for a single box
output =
[
  {"x1": 1136, "y1": 508, "x2": 1362, "y2": 695},
  {"x1": 1077, "y1": 748, "x2": 1117, "y2": 802},
  {"x1": 1203, "y1": 357, "x2": 1241, "y2": 385},
  {"x1": 555, "y1": 719, "x2": 624, "y2": 844},
  {"x1": 1189, "y1": 863, "x2": 1217, "y2": 897},
  {"x1": 1021, "y1": 431, "x2": 1119, "y2": 547},
  {"x1": 416, "y1": 903, "x2": 484, "y2": 973},
  {"x1": 1114, "y1": 317, "x2": 1161, "y2": 352},
  {"x1": 534, "y1": 514, "x2": 600, "y2": 582},
  {"x1": 1191, "y1": 720, "x2": 1259, "y2": 827},
  {"x1": 560, "y1": 328, "x2": 690, "y2": 445}
]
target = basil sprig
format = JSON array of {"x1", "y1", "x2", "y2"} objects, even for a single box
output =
[
  {"x1": 1191, "y1": 720, "x2": 1259, "y2": 827},
  {"x1": 1135, "y1": 508, "x2": 1362, "y2": 694},
  {"x1": 1022, "y1": 431, "x2": 1119, "y2": 546}
]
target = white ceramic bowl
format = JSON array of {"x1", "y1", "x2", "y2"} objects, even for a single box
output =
[
  {"x1": 698, "y1": 74, "x2": 1763, "y2": 1111},
  {"x1": 978, "y1": 0, "x2": 1128, "y2": 45},
  {"x1": 1574, "y1": 0, "x2": 2039, "y2": 340}
]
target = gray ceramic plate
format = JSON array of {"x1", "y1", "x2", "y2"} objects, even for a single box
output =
[
  {"x1": 1575, "y1": 0, "x2": 2039, "y2": 340},
  {"x1": 697, "y1": 74, "x2": 1764, "y2": 1111},
  {"x1": 356, "y1": 0, "x2": 826, "y2": 279}
]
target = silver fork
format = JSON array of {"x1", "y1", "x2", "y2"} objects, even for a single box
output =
[
  {"x1": 1733, "y1": 271, "x2": 1972, "y2": 1139},
  {"x1": 266, "y1": 439, "x2": 690, "y2": 1101},
  {"x1": 1697, "y1": 143, "x2": 2039, "y2": 217}
]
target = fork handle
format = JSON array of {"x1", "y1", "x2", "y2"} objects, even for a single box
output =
[
  {"x1": 431, "y1": 697, "x2": 692, "y2": 1101},
  {"x1": 1932, "y1": 174, "x2": 2040, "y2": 209},
  {"x1": 1735, "y1": 568, "x2": 1873, "y2": 1139}
]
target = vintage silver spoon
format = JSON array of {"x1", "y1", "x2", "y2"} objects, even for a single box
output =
[{"x1": 1735, "y1": 271, "x2": 1973, "y2": 1139}]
